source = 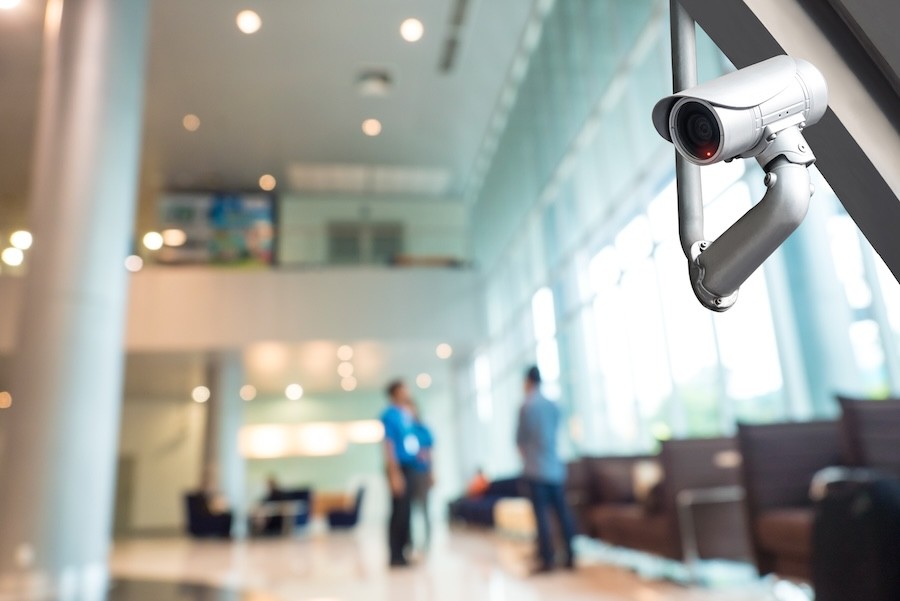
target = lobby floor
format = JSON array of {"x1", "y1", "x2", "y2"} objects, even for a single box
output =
[{"x1": 109, "y1": 527, "x2": 781, "y2": 601}]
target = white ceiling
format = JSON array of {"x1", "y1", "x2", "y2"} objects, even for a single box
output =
[
  {"x1": 0, "y1": 0, "x2": 538, "y2": 225},
  {"x1": 0, "y1": 0, "x2": 535, "y2": 397},
  {"x1": 142, "y1": 0, "x2": 537, "y2": 197}
]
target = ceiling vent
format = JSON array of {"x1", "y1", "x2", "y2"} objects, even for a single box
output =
[
  {"x1": 356, "y1": 69, "x2": 394, "y2": 97},
  {"x1": 287, "y1": 163, "x2": 452, "y2": 197}
]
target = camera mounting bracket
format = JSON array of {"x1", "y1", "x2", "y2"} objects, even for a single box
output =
[{"x1": 669, "y1": 0, "x2": 815, "y2": 312}]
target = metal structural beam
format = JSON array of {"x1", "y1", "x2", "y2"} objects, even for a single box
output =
[{"x1": 677, "y1": 0, "x2": 900, "y2": 283}]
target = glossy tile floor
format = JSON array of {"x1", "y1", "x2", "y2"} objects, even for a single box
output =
[{"x1": 110, "y1": 527, "x2": 779, "y2": 601}]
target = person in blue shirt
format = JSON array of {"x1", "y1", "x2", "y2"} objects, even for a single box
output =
[
  {"x1": 380, "y1": 379, "x2": 419, "y2": 567},
  {"x1": 516, "y1": 365, "x2": 578, "y2": 574},
  {"x1": 408, "y1": 400, "x2": 435, "y2": 548}
]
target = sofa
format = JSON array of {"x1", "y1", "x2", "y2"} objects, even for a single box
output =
[
  {"x1": 587, "y1": 438, "x2": 750, "y2": 562},
  {"x1": 327, "y1": 488, "x2": 365, "y2": 529},
  {"x1": 737, "y1": 421, "x2": 842, "y2": 580},
  {"x1": 184, "y1": 492, "x2": 233, "y2": 538},
  {"x1": 838, "y1": 396, "x2": 900, "y2": 477},
  {"x1": 572, "y1": 454, "x2": 654, "y2": 538},
  {"x1": 449, "y1": 477, "x2": 523, "y2": 527}
]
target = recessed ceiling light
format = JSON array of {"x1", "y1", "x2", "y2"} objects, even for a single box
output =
[
  {"x1": 416, "y1": 373, "x2": 432, "y2": 390},
  {"x1": 337, "y1": 345, "x2": 354, "y2": 361},
  {"x1": 162, "y1": 228, "x2": 187, "y2": 247},
  {"x1": 436, "y1": 343, "x2": 453, "y2": 359},
  {"x1": 1, "y1": 247, "x2": 23, "y2": 267},
  {"x1": 338, "y1": 362, "x2": 354, "y2": 378},
  {"x1": 0, "y1": 0, "x2": 22, "y2": 10},
  {"x1": 236, "y1": 9, "x2": 261, "y2": 34},
  {"x1": 124, "y1": 255, "x2": 144, "y2": 273},
  {"x1": 286, "y1": 383, "x2": 304, "y2": 400},
  {"x1": 362, "y1": 118, "x2": 382, "y2": 137},
  {"x1": 192, "y1": 386, "x2": 211, "y2": 403},
  {"x1": 259, "y1": 174, "x2": 277, "y2": 191},
  {"x1": 142, "y1": 231, "x2": 164, "y2": 251},
  {"x1": 341, "y1": 376, "x2": 358, "y2": 392},
  {"x1": 240, "y1": 384, "x2": 257, "y2": 401},
  {"x1": 400, "y1": 18, "x2": 424, "y2": 42},
  {"x1": 10, "y1": 230, "x2": 32, "y2": 250},
  {"x1": 182, "y1": 114, "x2": 201, "y2": 132}
]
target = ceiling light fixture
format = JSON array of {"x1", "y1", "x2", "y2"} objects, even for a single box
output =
[
  {"x1": 124, "y1": 255, "x2": 144, "y2": 273},
  {"x1": 0, "y1": 391, "x2": 11, "y2": 409},
  {"x1": 0, "y1": 0, "x2": 22, "y2": 10},
  {"x1": 192, "y1": 386, "x2": 211, "y2": 403},
  {"x1": 259, "y1": 174, "x2": 277, "y2": 191},
  {"x1": 10, "y1": 230, "x2": 32, "y2": 250},
  {"x1": 285, "y1": 383, "x2": 304, "y2": 400},
  {"x1": 240, "y1": 384, "x2": 257, "y2": 401},
  {"x1": 162, "y1": 228, "x2": 187, "y2": 247},
  {"x1": 400, "y1": 18, "x2": 424, "y2": 42},
  {"x1": 341, "y1": 376, "x2": 358, "y2": 392},
  {"x1": 337, "y1": 345, "x2": 354, "y2": 361},
  {"x1": 362, "y1": 118, "x2": 382, "y2": 137},
  {"x1": 416, "y1": 373, "x2": 432, "y2": 390},
  {"x1": 142, "y1": 231, "x2": 164, "y2": 251},
  {"x1": 337, "y1": 362, "x2": 354, "y2": 378},
  {"x1": 1, "y1": 247, "x2": 24, "y2": 267},
  {"x1": 236, "y1": 9, "x2": 261, "y2": 34},
  {"x1": 436, "y1": 343, "x2": 453, "y2": 359},
  {"x1": 182, "y1": 114, "x2": 201, "y2": 132}
]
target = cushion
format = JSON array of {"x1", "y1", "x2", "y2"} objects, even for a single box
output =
[
  {"x1": 494, "y1": 498, "x2": 536, "y2": 537},
  {"x1": 755, "y1": 508, "x2": 815, "y2": 559},
  {"x1": 591, "y1": 503, "x2": 677, "y2": 558},
  {"x1": 839, "y1": 396, "x2": 900, "y2": 476}
]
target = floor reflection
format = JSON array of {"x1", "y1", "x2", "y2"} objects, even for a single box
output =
[{"x1": 109, "y1": 580, "x2": 266, "y2": 601}]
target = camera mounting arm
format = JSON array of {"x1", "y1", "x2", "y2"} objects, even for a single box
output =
[
  {"x1": 668, "y1": 0, "x2": 816, "y2": 312},
  {"x1": 689, "y1": 129, "x2": 815, "y2": 311}
]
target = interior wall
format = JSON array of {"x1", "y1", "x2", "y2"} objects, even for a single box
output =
[
  {"x1": 113, "y1": 385, "x2": 463, "y2": 532},
  {"x1": 117, "y1": 398, "x2": 207, "y2": 534},
  {"x1": 244, "y1": 388, "x2": 462, "y2": 523},
  {"x1": 278, "y1": 196, "x2": 469, "y2": 266}
]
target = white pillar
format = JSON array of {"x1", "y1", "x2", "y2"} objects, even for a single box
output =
[
  {"x1": 202, "y1": 354, "x2": 248, "y2": 539},
  {"x1": 0, "y1": 0, "x2": 148, "y2": 599}
]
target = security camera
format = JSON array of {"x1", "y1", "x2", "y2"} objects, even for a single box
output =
[
  {"x1": 651, "y1": 54, "x2": 828, "y2": 312},
  {"x1": 652, "y1": 55, "x2": 827, "y2": 166}
]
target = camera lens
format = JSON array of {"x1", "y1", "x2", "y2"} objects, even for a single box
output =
[{"x1": 675, "y1": 101, "x2": 720, "y2": 161}]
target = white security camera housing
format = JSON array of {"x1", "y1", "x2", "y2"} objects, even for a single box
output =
[{"x1": 652, "y1": 55, "x2": 827, "y2": 166}]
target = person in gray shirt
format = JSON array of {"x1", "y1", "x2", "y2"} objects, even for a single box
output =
[{"x1": 516, "y1": 365, "x2": 578, "y2": 574}]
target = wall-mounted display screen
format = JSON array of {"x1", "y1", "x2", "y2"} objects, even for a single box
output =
[{"x1": 157, "y1": 193, "x2": 275, "y2": 266}]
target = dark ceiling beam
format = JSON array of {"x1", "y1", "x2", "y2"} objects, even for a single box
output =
[{"x1": 676, "y1": 0, "x2": 900, "y2": 282}]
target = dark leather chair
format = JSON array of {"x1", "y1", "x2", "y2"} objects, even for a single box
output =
[
  {"x1": 184, "y1": 492, "x2": 233, "y2": 538},
  {"x1": 280, "y1": 488, "x2": 313, "y2": 528},
  {"x1": 590, "y1": 438, "x2": 750, "y2": 562},
  {"x1": 575, "y1": 454, "x2": 654, "y2": 538},
  {"x1": 838, "y1": 396, "x2": 900, "y2": 476},
  {"x1": 327, "y1": 488, "x2": 365, "y2": 529},
  {"x1": 736, "y1": 421, "x2": 842, "y2": 580}
]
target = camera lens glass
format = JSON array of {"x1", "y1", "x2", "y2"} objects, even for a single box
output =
[{"x1": 675, "y1": 101, "x2": 720, "y2": 161}]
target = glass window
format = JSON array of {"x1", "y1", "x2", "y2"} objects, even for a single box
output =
[{"x1": 474, "y1": 354, "x2": 493, "y2": 423}]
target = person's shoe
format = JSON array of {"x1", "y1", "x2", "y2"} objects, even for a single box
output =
[
  {"x1": 389, "y1": 557, "x2": 410, "y2": 568},
  {"x1": 530, "y1": 564, "x2": 555, "y2": 576}
]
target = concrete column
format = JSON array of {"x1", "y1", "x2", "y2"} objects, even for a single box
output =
[
  {"x1": 201, "y1": 354, "x2": 248, "y2": 539},
  {"x1": 0, "y1": 1, "x2": 148, "y2": 600}
]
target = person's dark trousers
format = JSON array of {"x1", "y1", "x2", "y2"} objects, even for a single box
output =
[
  {"x1": 526, "y1": 478, "x2": 578, "y2": 569},
  {"x1": 389, "y1": 465, "x2": 416, "y2": 563}
]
